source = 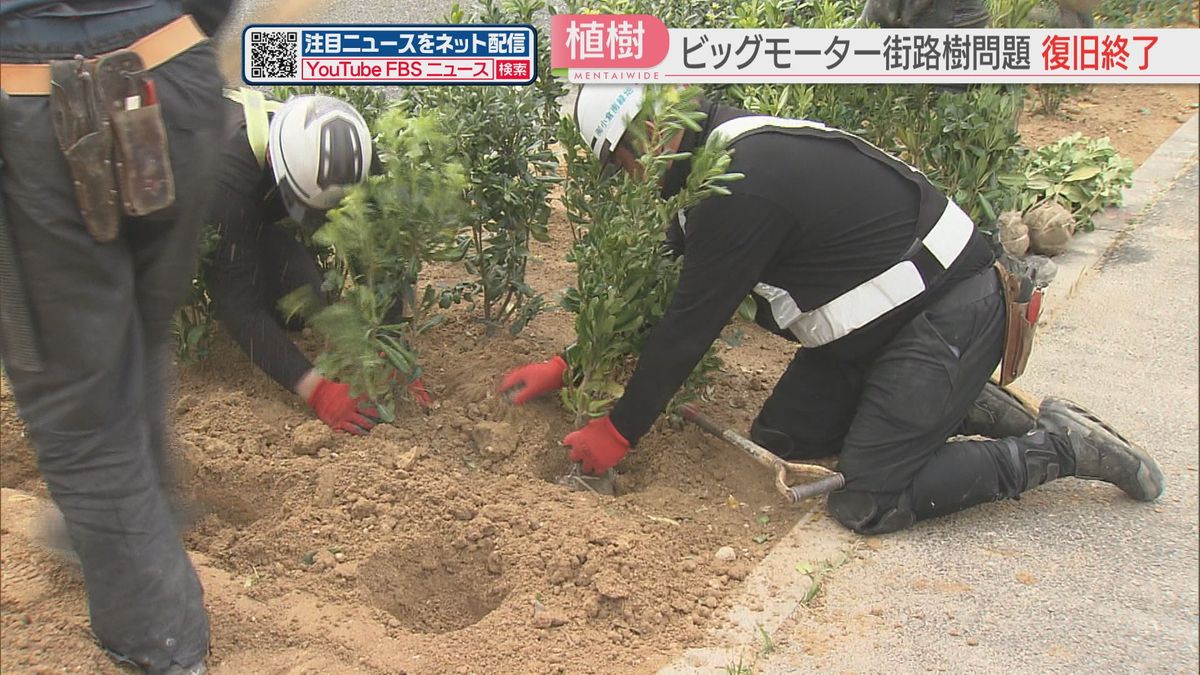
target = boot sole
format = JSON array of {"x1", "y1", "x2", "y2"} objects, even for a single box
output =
[{"x1": 1041, "y1": 398, "x2": 1165, "y2": 501}]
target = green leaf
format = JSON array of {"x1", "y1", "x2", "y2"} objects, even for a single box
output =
[{"x1": 1064, "y1": 165, "x2": 1102, "y2": 182}]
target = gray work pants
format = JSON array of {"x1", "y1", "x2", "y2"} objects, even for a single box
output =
[{"x1": 0, "y1": 8, "x2": 223, "y2": 671}]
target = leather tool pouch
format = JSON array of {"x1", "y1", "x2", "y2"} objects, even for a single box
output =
[
  {"x1": 995, "y1": 260, "x2": 1040, "y2": 386},
  {"x1": 96, "y1": 51, "x2": 175, "y2": 217},
  {"x1": 50, "y1": 57, "x2": 121, "y2": 242},
  {"x1": 49, "y1": 52, "x2": 176, "y2": 242}
]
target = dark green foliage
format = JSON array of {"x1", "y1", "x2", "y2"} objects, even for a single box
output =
[
  {"x1": 1094, "y1": 0, "x2": 1197, "y2": 26},
  {"x1": 172, "y1": 224, "x2": 220, "y2": 363},
  {"x1": 396, "y1": 0, "x2": 566, "y2": 335}
]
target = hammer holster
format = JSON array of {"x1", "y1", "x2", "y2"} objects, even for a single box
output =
[
  {"x1": 994, "y1": 261, "x2": 1038, "y2": 386},
  {"x1": 49, "y1": 51, "x2": 175, "y2": 243}
]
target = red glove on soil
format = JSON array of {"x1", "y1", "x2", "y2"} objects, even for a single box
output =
[
  {"x1": 306, "y1": 378, "x2": 380, "y2": 435},
  {"x1": 407, "y1": 377, "x2": 433, "y2": 410},
  {"x1": 498, "y1": 355, "x2": 568, "y2": 405},
  {"x1": 564, "y1": 415, "x2": 630, "y2": 475}
]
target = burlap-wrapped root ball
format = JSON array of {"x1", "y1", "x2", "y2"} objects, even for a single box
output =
[
  {"x1": 1025, "y1": 202, "x2": 1076, "y2": 256},
  {"x1": 997, "y1": 210, "x2": 1030, "y2": 257}
]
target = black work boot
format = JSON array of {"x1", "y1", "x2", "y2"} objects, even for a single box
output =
[
  {"x1": 749, "y1": 416, "x2": 795, "y2": 457},
  {"x1": 960, "y1": 381, "x2": 1039, "y2": 439},
  {"x1": 1037, "y1": 398, "x2": 1165, "y2": 501}
]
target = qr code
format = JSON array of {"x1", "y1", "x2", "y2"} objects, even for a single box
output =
[{"x1": 249, "y1": 30, "x2": 298, "y2": 79}]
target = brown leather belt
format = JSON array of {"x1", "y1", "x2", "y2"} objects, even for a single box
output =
[{"x1": 0, "y1": 14, "x2": 206, "y2": 96}]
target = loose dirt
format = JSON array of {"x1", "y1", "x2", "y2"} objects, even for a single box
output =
[
  {"x1": 1019, "y1": 84, "x2": 1199, "y2": 166},
  {"x1": 1, "y1": 85, "x2": 1195, "y2": 674}
]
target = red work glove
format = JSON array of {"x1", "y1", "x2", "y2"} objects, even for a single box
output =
[
  {"x1": 306, "y1": 378, "x2": 379, "y2": 435},
  {"x1": 498, "y1": 355, "x2": 568, "y2": 405},
  {"x1": 407, "y1": 376, "x2": 433, "y2": 409},
  {"x1": 564, "y1": 415, "x2": 630, "y2": 476}
]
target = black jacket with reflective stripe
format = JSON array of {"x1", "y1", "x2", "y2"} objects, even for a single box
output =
[{"x1": 608, "y1": 101, "x2": 994, "y2": 445}]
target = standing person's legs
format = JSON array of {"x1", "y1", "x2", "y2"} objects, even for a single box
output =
[
  {"x1": 0, "y1": 44, "x2": 221, "y2": 674},
  {"x1": 126, "y1": 45, "x2": 225, "y2": 489}
]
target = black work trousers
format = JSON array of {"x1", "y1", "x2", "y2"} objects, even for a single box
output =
[
  {"x1": 0, "y1": 10, "x2": 223, "y2": 672},
  {"x1": 753, "y1": 266, "x2": 1032, "y2": 534}
]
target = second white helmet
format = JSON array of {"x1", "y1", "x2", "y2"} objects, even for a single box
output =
[{"x1": 268, "y1": 94, "x2": 372, "y2": 226}]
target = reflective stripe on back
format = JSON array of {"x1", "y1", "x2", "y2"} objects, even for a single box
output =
[{"x1": 707, "y1": 115, "x2": 927, "y2": 179}]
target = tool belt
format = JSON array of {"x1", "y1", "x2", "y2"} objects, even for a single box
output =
[
  {"x1": 1, "y1": 15, "x2": 205, "y2": 242},
  {"x1": 994, "y1": 259, "x2": 1045, "y2": 386}
]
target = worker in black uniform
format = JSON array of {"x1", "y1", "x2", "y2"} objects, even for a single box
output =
[
  {"x1": 206, "y1": 90, "x2": 429, "y2": 434},
  {"x1": 500, "y1": 84, "x2": 1165, "y2": 535},
  {"x1": 0, "y1": 1, "x2": 229, "y2": 673}
]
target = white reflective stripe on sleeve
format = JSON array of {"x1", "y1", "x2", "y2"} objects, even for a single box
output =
[
  {"x1": 677, "y1": 210, "x2": 687, "y2": 233},
  {"x1": 923, "y1": 201, "x2": 974, "y2": 268}
]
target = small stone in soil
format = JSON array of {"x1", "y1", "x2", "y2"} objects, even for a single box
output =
[
  {"x1": 290, "y1": 420, "x2": 332, "y2": 456},
  {"x1": 714, "y1": 546, "x2": 736, "y2": 562},
  {"x1": 471, "y1": 421, "x2": 517, "y2": 457},
  {"x1": 725, "y1": 562, "x2": 752, "y2": 581},
  {"x1": 312, "y1": 550, "x2": 337, "y2": 571},
  {"x1": 532, "y1": 606, "x2": 568, "y2": 629},
  {"x1": 486, "y1": 551, "x2": 504, "y2": 575}
]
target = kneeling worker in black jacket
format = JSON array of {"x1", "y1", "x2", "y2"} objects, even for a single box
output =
[{"x1": 500, "y1": 84, "x2": 1165, "y2": 535}]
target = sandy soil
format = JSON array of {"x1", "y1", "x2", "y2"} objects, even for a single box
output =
[
  {"x1": 1019, "y1": 84, "x2": 1199, "y2": 166},
  {"x1": 1, "y1": 84, "x2": 1195, "y2": 674}
]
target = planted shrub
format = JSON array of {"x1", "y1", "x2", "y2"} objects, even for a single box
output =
[
  {"x1": 172, "y1": 224, "x2": 221, "y2": 363},
  {"x1": 558, "y1": 87, "x2": 741, "y2": 422},
  {"x1": 1011, "y1": 132, "x2": 1135, "y2": 230},
  {"x1": 282, "y1": 111, "x2": 468, "y2": 421},
  {"x1": 398, "y1": 0, "x2": 566, "y2": 335}
]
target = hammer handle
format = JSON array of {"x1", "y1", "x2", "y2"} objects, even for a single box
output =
[{"x1": 787, "y1": 473, "x2": 846, "y2": 502}]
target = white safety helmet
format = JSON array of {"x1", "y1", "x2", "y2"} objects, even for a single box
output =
[
  {"x1": 573, "y1": 84, "x2": 646, "y2": 167},
  {"x1": 268, "y1": 94, "x2": 372, "y2": 226}
]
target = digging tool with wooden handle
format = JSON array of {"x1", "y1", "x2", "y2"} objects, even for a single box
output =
[{"x1": 680, "y1": 404, "x2": 845, "y2": 504}]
